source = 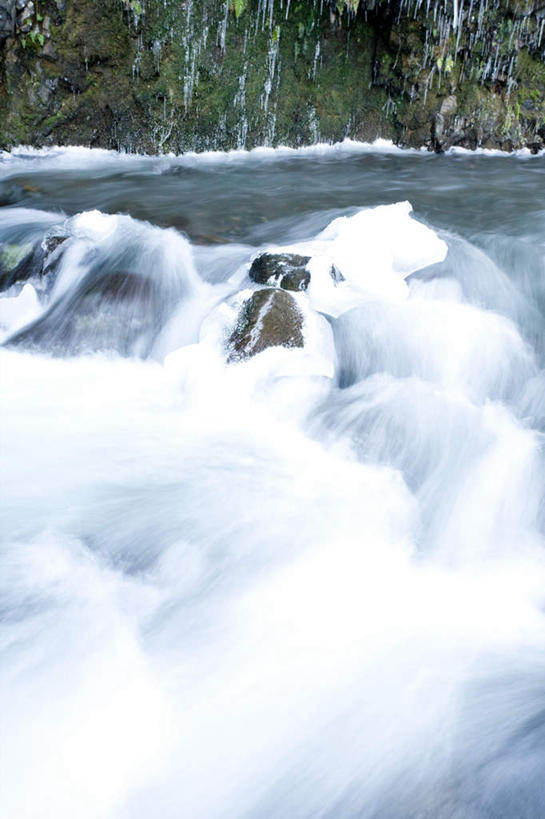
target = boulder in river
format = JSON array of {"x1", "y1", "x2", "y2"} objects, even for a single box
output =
[
  {"x1": 228, "y1": 288, "x2": 304, "y2": 361},
  {"x1": 7, "y1": 268, "x2": 159, "y2": 357},
  {"x1": 0, "y1": 233, "x2": 68, "y2": 292},
  {"x1": 249, "y1": 252, "x2": 311, "y2": 292},
  {"x1": 0, "y1": 242, "x2": 44, "y2": 291}
]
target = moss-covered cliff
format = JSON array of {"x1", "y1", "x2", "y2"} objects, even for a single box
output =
[{"x1": 1, "y1": 0, "x2": 544, "y2": 153}]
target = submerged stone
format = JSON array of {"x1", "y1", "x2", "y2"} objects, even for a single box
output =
[
  {"x1": 249, "y1": 253, "x2": 311, "y2": 292},
  {"x1": 7, "y1": 268, "x2": 158, "y2": 357},
  {"x1": 228, "y1": 288, "x2": 304, "y2": 361}
]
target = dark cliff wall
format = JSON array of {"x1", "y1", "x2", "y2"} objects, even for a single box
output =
[{"x1": 1, "y1": 0, "x2": 544, "y2": 153}]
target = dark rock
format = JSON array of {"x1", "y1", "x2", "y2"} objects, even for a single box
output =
[
  {"x1": 278, "y1": 270, "x2": 310, "y2": 291},
  {"x1": 40, "y1": 233, "x2": 69, "y2": 286},
  {"x1": 433, "y1": 95, "x2": 458, "y2": 151},
  {"x1": 249, "y1": 252, "x2": 311, "y2": 291},
  {"x1": 0, "y1": 1, "x2": 14, "y2": 41},
  {"x1": 228, "y1": 288, "x2": 304, "y2": 362},
  {"x1": 0, "y1": 234, "x2": 68, "y2": 292},
  {"x1": 0, "y1": 242, "x2": 44, "y2": 291},
  {"x1": 43, "y1": 234, "x2": 68, "y2": 257},
  {"x1": 15, "y1": 0, "x2": 32, "y2": 32},
  {"x1": 59, "y1": 62, "x2": 90, "y2": 94}
]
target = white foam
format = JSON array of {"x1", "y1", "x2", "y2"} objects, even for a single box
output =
[
  {"x1": 259, "y1": 202, "x2": 448, "y2": 315},
  {"x1": 334, "y1": 293, "x2": 536, "y2": 404},
  {"x1": 447, "y1": 145, "x2": 544, "y2": 158},
  {"x1": 45, "y1": 208, "x2": 204, "y2": 321},
  {"x1": 70, "y1": 208, "x2": 120, "y2": 239},
  {"x1": 1, "y1": 154, "x2": 544, "y2": 819},
  {"x1": 0, "y1": 283, "x2": 42, "y2": 340},
  {"x1": 0, "y1": 206, "x2": 64, "y2": 229},
  {"x1": 2, "y1": 139, "x2": 541, "y2": 181},
  {"x1": 321, "y1": 200, "x2": 446, "y2": 288},
  {"x1": 0, "y1": 139, "x2": 419, "y2": 175}
]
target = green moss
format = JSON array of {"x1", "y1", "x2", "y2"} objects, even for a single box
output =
[
  {"x1": 0, "y1": 0, "x2": 544, "y2": 152},
  {"x1": 1, "y1": 243, "x2": 32, "y2": 271}
]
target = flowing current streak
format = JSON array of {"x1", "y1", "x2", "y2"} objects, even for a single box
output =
[{"x1": 1, "y1": 188, "x2": 545, "y2": 819}]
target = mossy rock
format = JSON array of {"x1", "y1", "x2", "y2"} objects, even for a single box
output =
[
  {"x1": 249, "y1": 252, "x2": 311, "y2": 291},
  {"x1": 1, "y1": 241, "x2": 33, "y2": 273},
  {"x1": 228, "y1": 287, "x2": 304, "y2": 361},
  {"x1": 0, "y1": 234, "x2": 68, "y2": 292},
  {"x1": 0, "y1": 241, "x2": 43, "y2": 291}
]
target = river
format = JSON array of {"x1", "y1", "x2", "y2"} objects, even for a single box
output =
[{"x1": 1, "y1": 142, "x2": 544, "y2": 818}]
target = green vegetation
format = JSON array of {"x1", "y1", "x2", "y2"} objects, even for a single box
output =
[
  {"x1": 0, "y1": 0, "x2": 544, "y2": 152},
  {"x1": 1, "y1": 243, "x2": 32, "y2": 271},
  {"x1": 232, "y1": 0, "x2": 247, "y2": 20}
]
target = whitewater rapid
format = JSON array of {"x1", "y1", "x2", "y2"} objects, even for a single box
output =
[{"x1": 1, "y1": 146, "x2": 544, "y2": 819}]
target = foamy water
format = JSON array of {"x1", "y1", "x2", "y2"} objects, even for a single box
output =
[{"x1": 1, "y1": 146, "x2": 544, "y2": 819}]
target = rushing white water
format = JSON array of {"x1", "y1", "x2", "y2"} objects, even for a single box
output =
[{"x1": 1, "y1": 147, "x2": 544, "y2": 819}]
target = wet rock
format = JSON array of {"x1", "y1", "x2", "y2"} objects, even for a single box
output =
[
  {"x1": 433, "y1": 95, "x2": 458, "y2": 151},
  {"x1": 0, "y1": 1, "x2": 15, "y2": 42},
  {"x1": 43, "y1": 233, "x2": 68, "y2": 257},
  {"x1": 2, "y1": 0, "x2": 545, "y2": 155},
  {"x1": 15, "y1": 0, "x2": 32, "y2": 33},
  {"x1": 59, "y1": 62, "x2": 90, "y2": 94},
  {"x1": 36, "y1": 77, "x2": 58, "y2": 104},
  {"x1": 39, "y1": 233, "x2": 69, "y2": 287},
  {"x1": 7, "y1": 269, "x2": 158, "y2": 356},
  {"x1": 228, "y1": 288, "x2": 304, "y2": 361},
  {"x1": 249, "y1": 252, "x2": 311, "y2": 292},
  {"x1": 0, "y1": 234, "x2": 68, "y2": 292},
  {"x1": 0, "y1": 242, "x2": 43, "y2": 291},
  {"x1": 278, "y1": 269, "x2": 311, "y2": 291}
]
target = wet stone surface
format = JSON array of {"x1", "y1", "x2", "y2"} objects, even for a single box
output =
[
  {"x1": 249, "y1": 252, "x2": 311, "y2": 292},
  {"x1": 0, "y1": 233, "x2": 68, "y2": 292},
  {"x1": 228, "y1": 287, "x2": 304, "y2": 361}
]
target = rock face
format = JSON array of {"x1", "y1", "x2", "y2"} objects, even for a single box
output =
[
  {"x1": 0, "y1": 0, "x2": 544, "y2": 153},
  {"x1": 228, "y1": 288, "x2": 304, "y2": 361},
  {"x1": 0, "y1": 2, "x2": 15, "y2": 42},
  {"x1": 249, "y1": 253, "x2": 311, "y2": 292}
]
